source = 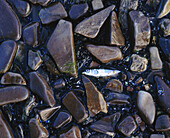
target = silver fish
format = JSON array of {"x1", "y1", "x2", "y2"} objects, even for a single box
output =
[{"x1": 82, "y1": 69, "x2": 120, "y2": 77}]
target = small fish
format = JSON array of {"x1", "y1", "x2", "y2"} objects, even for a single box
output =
[{"x1": 82, "y1": 69, "x2": 120, "y2": 77}]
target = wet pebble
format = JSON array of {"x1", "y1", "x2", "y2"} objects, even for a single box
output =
[
  {"x1": 155, "y1": 115, "x2": 170, "y2": 131},
  {"x1": 92, "y1": 0, "x2": 104, "y2": 11},
  {"x1": 106, "y1": 79, "x2": 123, "y2": 93},
  {"x1": 159, "y1": 18, "x2": 170, "y2": 37},
  {"x1": 60, "y1": 126, "x2": 81, "y2": 138}
]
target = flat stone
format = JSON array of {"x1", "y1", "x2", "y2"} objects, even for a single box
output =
[
  {"x1": 105, "y1": 92, "x2": 130, "y2": 105},
  {"x1": 23, "y1": 22, "x2": 39, "y2": 47},
  {"x1": 87, "y1": 44, "x2": 123, "y2": 63},
  {"x1": 0, "y1": 86, "x2": 29, "y2": 106},
  {"x1": 53, "y1": 111, "x2": 72, "y2": 129},
  {"x1": 82, "y1": 76, "x2": 107, "y2": 117},
  {"x1": 92, "y1": 0, "x2": 104, "y2": 11},
  {"x1": 60, "y1": 126, "x2": 81, "y2": 138},
  {"x1": 62, "y1": 91, "x2": 88, "y2": 123},
  {"x1": 90, "y1": 112, "x2": 121, "y2": 136},
  {"x1": 155, "y1": 115, "x2": 170, "y2": 131},
  {"x1": 39, "y1": 2, "x2": 67, "y2": 24},
  {"x1": 29, "y1": 0, "x2": 51, "y2": 6},
  {"x1": 0, "y1": 110, "x2": 14, "y2": 138},
  {"x1": 134, "y1": 114, "x2": 146, "y2": 131},
  {"x1": 47, "y1": 20, "x2": 77, "y2": 77},
  {"x1": 39, "y1": 106, "x2": 61, "y2": 121},
  {"x1": 75, "y1": 5, "x2": 115, "y2": 38},
  {"x1": 0, "y1": 40, "x2": 18, "y2": 74},
  {"x1": 159, "y1": 38, "x2": 170, "y2": 62},
  {"x1": 0, "y1": 0, "x2": 21, "y2": 40},
  {"x1": 130, "y1": 54, "x2": 148, "y2": 72},
  {"x1": 159, "y1": 18, "x2": 170, "y2": 37},
  {"x1": 137, "y1": 90, "x2": 156, "y2": 124},
  {"x1": 156, "y1": 0, "x2": 170, "y2": 18},
  {"x1": 29, "y1": 118, "x2": 49, "y2": 138},
  {"x1": 28, "y1": 50, "x2": 42, "y2": 70},
  {"x1": 150, "y1": 134, "x2": 165, "y2": 138},
  {"x1": 154, "y1": 76, "x2": 170, "y2": 114},
  {"x1": 69, "y1": 3, "x2": 89, "y2": 20},
  {"x1": 53, "y1": 78, "x2": 65, "y2": 89},
  {"x1": 129, "y1": 10, "x2": 151, "y2": 51},
  {"x1": 29, "y1": 72, "x2": 55, "y2": 107},
  {"x1": 118, "y1": 116, "x2": 137, "y2": 137},
  {"x1": 106, "y1": 79, "x2": 123, "y2": 93},
  {"x1": 119, "y1": 0, "x2": 138, "y2": 29},
  {"x1": 149, "y1": 47, "x2": 163, "y2": 70},
  {"x1": 1, "y1": 72, "x2": 26, "y2": 85}
]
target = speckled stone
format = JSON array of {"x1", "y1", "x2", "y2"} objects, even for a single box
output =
[{"x1": 106, "y1": 79, "x2": 123, "y2": 93}]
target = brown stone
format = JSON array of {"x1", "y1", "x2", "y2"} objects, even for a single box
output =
[
  {"x1": 75, "y1": 5, "x2": 115, "y2": 38},
  {"x1": 60, "y1": 126, "x2": 81, "y2": 138},
  {"x1": 87, "y1": 44, "x2": 123, "y2": 63},
  {"x1": 1, "y1": 72, "x2": 26, "y2": 85},
  {"x1": 29, "y1": 72, "x2": 55, "y2": 107},
  {"x1": 0, "y1": 86, "x2": 29, "y2": 106},
  {"x1": 47, "y1": 20, "x2": 77, "y2": 77},
  {"x1": 155, "y1": 115, "x2": 170, "y2": 131},
  {"x1": 92, "y1": 0, "x2": 104, "y2": 11},
  {"x1": 106, "y1": 79, "x2": 123, "y2": 93},
  {"x1": 156, "y1": 0, "x2": 170, "y2": 18},
  {"x1": 0, "y1": 40, "x2": 18, "y2": 74},
  {"x1": 29, "y1": 0, "x2": 51, "y2": 6},
  {"x1": 62, "y1": 91, "x2": 88, "y2": 123},
  {"x1": 82, "y1": 76, "x2": 107, "y2": 117}
]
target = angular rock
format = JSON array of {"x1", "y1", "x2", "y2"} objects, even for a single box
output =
[
  {"x1": 129, "y1": 10, "x2": 151, "y2": 51},
  {"x1": 29, "y1": 72, "x2": 55, "y2": 107},
  {"x1": 75, "y1": 5, "x2": 115, "y2": 38},
  {"x1": 29, "y1": 0, "x2": 51, "y2": 6},
  {"x1": 0, "y1": 86, "x2": 29, "y2": 106},
  {"x1": 150, "y1": 134, "x2": 165, "y2": 138},
  {"x1": 134, "y1": 114, "x2": 146, "y2": 131},
  {"x1": 60, "y1": 126, "x2": 81, "y2": 138},
  {"x1": 154, "y1": 76, "x2": 170, "y2": 114},
  {"x1": 28, "y1": 50, "x2": 42, "y2": 70},
  {"x1": 39, "y1": 2, "x2": 67, "y2": 24},
  {"x1": 62, "y1": 91, "x2": 88, "y2": 123},
  {"x1": 159, "y1": 18, "x2": 170, "y2": 37},
  {"x1": 149, "y1": 47, "x2": 163, "y2": 70},
  {"x1": 87, "y1": 44, "x2": 123, "y2": 63},
  {"x1": 137, "y1": 91, "x2": 156, "y2": 124},
  {"x1": 155, "y1": 115, "x2": 170, "y2": 131},
  {"x1": 29, "y1": 118, "x2": 49, "y2": 138},
  {"x1": 159, "y1": 38, "x2": 170, "y2": 62},
  {"x1": 108, "y1": 11, "x2": 125, "y2": 46},
  {"x1": 106, "y1": 79, "x2": 123, "y2": 93},
  {"x1": 105, "y1": 92, "x2": 130, "y2": 105},
  {"x1": 92, "y1": 0, "x2": 104, "y2": 11},
  {"x1": 1, "y1": 72, "x2": 26, "y2": 85},
  {"x1": 0, "y1": 110, "x2": 14, "y2": 138},
  {"x1": 118, "y1": 116, "x2": 137, "y2": 137},
  {"x1": 23, "y1": 22, "x2": 39, "y2": 47},
  {"x1": 0, "y1": 0, "x2": 21, "y2": 40},
  {"x1": 39, "y1": 106, "x2": 61, "y2": 121},
  {"x1": 0, "y1": 40, "x2": 18, "y2": 74},
  {"x1": 156, "y1": 0, "x2": 170, "y2": 18},
  {"x1": 119, "y1": 0, "x2": 138, "y2": 29},
  {"x1": 130, "y1": 54, "x2": 148, "y2": 72},
  {"x1": 90, "y1": 112, "x2": 121, "y2": 136},
  {"x1": 82, "y1": 76, "x2": 107, "y2": 117},
  {"x1": 69, "y1": 3, "x2": 89, "y2": 20},
  {"x1": 47, "y1": 20, "x2": 77, "y2": 77},
  {"x1": 53, "y1": 111, "x2": 72, "y2": 129},
  {"x1": 53, "y1": 78, "x2": 65, "y2": 89}
]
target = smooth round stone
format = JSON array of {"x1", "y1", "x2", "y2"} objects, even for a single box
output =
[
  {"x1": 0, "y1": 0, "x2": 21, "y2": 40},
  {"x1": 150, "y1": 134, "x2": 165, "y2": 138},
  {"x1": 106, "y1": 79, "x2": 123, "y2": 93},
  {"x1": 0, "y1": 86, "x2": 29, "y2": 106},
  {"x1": 155, "y1": 115, "x2": 170, "y2": 131}
]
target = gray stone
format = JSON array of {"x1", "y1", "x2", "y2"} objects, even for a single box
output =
[
  {"x1": 47, "y1": 20, "x2": 77, "y2": 77},
  {"x1": 82, "y1": 76, "x2": 107, "y2": 117},
  {"x1": 0, "y1": 0, "x2": 21, "y2": 40},
  {"x1": 60, "y1": 126, "x2": 81, "y2": 138},
  {"x1": 150, "y1": 134, "x2": 165, "y2": 138},
  {"x1": 23, "y1": 22, "x2": 39, "y2": 47},
  {"x1": 149, "y1": 47, "x2": 163, "y2": 70},
  {"x1": 155, "y1": 115, "x2": 170, "y2": 131},
  {"x1": 0, "y1": 40, "x2": 18, "y2": 74},
  {"x1": 29, "y1": 0, "x2": 51, "y2": 6},
  {"x1": 87, "y1": 44, "x2": 123, "y2": 63},
  {"x1": 118, "y1": 116, "x2": 137, "y2": 137},
  {"x1": 62, "y1": 91, "x2": 88, "y2": 123},
  {"x1": 130, "y1": 54, "x2": 148, "y2": 72},
  {"x1": 109, "y1": 11, "x2": 125, "y2": 46},
  {"x1": 0, "y1": 86, "x2": 29, "y2": 106},
  {"x1": 159, "y1": 38, "x2": 170, "y2": 62},
  {"x1": 159, "y1": 18, "x2": 170, "y2": 37},
  {"x1": 1, "y1": 72, "x2": 26, "y2": 85},
  {"x1": 75, "y1": 5, "x2": 115, "y2": 38},
  {"x1": 129, "y1": 10, "x2": 151, "y2": 51},
  {"x1": 156, "y1": 0, "x2": 170, "y2": 18},
  {"x1": 137, "y1": 91, "x2": 156, "y2": 124},
  {"x1": 39, "y1": 2, "x2": 67, "y2": 24},
  {"x1": 69, "y1": 3, "x2": 89, "y2": 20},
  {"x1": 106, "y1": 79, "x2": 123, "y2": 93},
  {"x1": 92, "y1": 0, "x2": 104, "y2": 11}
]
